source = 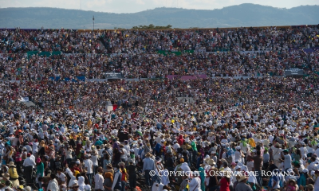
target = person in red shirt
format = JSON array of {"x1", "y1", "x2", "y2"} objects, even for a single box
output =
[
  {"x1": 178, "y1": 135, "x2": 185, "y2": 146},
  {"x1": 70, "y1": 160, "x2": 82, "y2": 174},
  {"x1": 220, "y1": 172, "x2": 231, "y2": 191}
]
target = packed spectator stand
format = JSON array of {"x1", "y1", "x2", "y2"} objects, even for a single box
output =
[{"x1": 0, "y1": 25, "x2": 318, "y2": 191}]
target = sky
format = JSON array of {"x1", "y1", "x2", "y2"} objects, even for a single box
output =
[{"x1": 0, "y1": 0, "x2": 318, "y2": 13}]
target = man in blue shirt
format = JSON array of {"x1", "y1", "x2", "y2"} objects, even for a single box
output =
[{"x1": 142, "y1": 152, "x2": 156, "y2": 187}]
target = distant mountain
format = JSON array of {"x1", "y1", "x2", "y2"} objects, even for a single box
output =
[{"x1": 0, "y1": 4, "x2": 318, "y2": 29}]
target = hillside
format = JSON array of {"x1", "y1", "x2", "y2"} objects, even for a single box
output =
[{"x1": 0, "y1": 4, "x2": 318, "y2": 29}]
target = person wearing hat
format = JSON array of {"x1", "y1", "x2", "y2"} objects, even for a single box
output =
[
  {"x1": 70, "y1": 182, "x2": 80, "y2": 191},
  {"x1": 23, "y1": 186, "x2": 32, "y2": 191},
  {"x1": 7, "y1": 161, "x2": 19, "y2": 188},
  {"x1": 234, "y1": 175, "x2": 252, "y2": 191},
  {"x1": 220, "y1": 171, "x2": 232, "y2": 191},
  {"x1": 103, "y1": 164, "x2": 114, "y2": 191},
  {"x1": 1, "y1": 173, "x2": 11, "y2": 187}
]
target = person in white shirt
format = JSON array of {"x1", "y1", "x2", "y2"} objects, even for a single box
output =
[
  {"x1": 300, "y1": 143, "x2": 308, "y2": 159},
  {"x1": 56, "y1": 168, "x2": 67, "y2": 184},
  {"x1": 32, "y1": 140, "x2": 39, "y2": 155},
  {"x1": 124, "y1": 140, "x2": 130, "y2": 154},
  {"x1": 47, "y1": 174, "x2": 59, "y2": 191},
  {"x1": 307, "y1": 156, "x2": 318, "y2": 171},
  {"x1": 23, "y1": 153, "x2": 36, "y2": 167},
  {"x1": 94, "y1": 167, "x2": 104, "y2": 191},
  {"x1": 173, "y1": 141, "x2": 180, "y2": 151},
  {"x1": 91, "y1": 150, "x2": 99, "y2": 175},
  {"x1": 315, "y1": 144, "x2": 319, "y2": 157},
  {"x1": 83, "y1": 154, "x2": 93, "y2": 185}
]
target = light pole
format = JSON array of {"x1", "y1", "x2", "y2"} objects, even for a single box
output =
[{"x1": 93, "y1": 16, "x2": 95, "y2": 31}]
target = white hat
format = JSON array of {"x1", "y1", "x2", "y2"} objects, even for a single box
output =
[
  {"x1": 23, "y1": 186, "x2": 31, "y2": 191},
  {"x1": 302, "y1": 169, "x2": 309, "y2": 173},
  {"x1": 84, "y1": 185, "x2": 91, "y2": 191}
]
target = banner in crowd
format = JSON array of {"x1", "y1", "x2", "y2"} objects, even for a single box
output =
[
  {"x1": 166, "y1": 75, "x2": 207, "y2": 81},
  {"x1": 176, "y1": 97, "x2": 195, "y2": 103},
  {"x1": 284, "y1": 68, "x2": 304, "y2": 76},
  {"x1": 104, "y1": 73, "x2": 123, "y2": 79},
  {"x1": 27, "y1": 51, "x2": 62, "y2": 58},
  {"x1": 49, "y1": 76, "x2": 85, "y2": 81},
  {"x1": 19, "y1": 97, "x2": 29, "y2": 102},
  {"x1": 157, "y1": 50, "x2": 194, "y2": 56}
]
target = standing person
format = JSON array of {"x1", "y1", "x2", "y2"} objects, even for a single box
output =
[
  {"x1": 127, "y1": 159, "x2": 137, "y2": 191},
  {"x1": 14, "y1": 148, "x2": 22, "y2": 174},
  {"x1": 111, "y1": 166, "x2": 123, "y2": 191},
  {"x1": 118, "y1": 162, "x2": 128, "y2": 191},
  {"x1": 91, "y1": 150, "x2": 99, "y2": 175},
  {"x1": 142, "y1": 152, "x2": 156, "y2": 188},
  {"x1": 199, "y1": 166, "x2": 205, "y2": 191},
  {"x1": 220, "y1": 172, "x2": 231, "y2": 191},
  {"x1": 83, "y1": 154, "x2": 93, "y2": 185},
  {"x1": 22, "y1": 153, "x2": 35, "y2": 185},
  {"x1": 56, "y1": 168, "x2": 67, "y2": 190},
  {"x1": 8, "y1": 161, "x2": 19, "y2": 188},
  {"x1": 247, "y1": 150, "x2": 263, "y2": 186},
  {"x1": 263, "y1": 149, "x2": 270, "y2": 170},
  {"x1": 47, "y1": 174, "x2": 59, "y2": 191},
  {"x1": 103, "y1": 164, "x2": 114, "y2": 191},
  {"x1": 36, "y1": 157, "x2": 44, "y2": 188},
  {"x1": 65, "y1": 146, "x2": 73, "y2": 166},
  {"x1": 235, "y1": 176, "x2": 252, "y2": 191},
  {"x1": 112, "y1": 148, "x2": 121, "y2": 166},
  {"x1": 94, "y1": 167, "x2": 104, "y2": 191},
  {"x1": 103, "y1": 154, "x2": 111, "y2": 171},
  {"x1": 189, "y1": 172, "x2": 202, "y2": 191},
  {"x1": 282, "y1": 150, "x2": 292, "y2": 171},
  {"x1": 207, "y1": 167, "x2": 219, "y2": 191}
]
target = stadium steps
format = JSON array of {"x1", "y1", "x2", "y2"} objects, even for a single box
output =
[
  {"x1": 99, "y1": 36, "x2": 108, "y2": 50},
  {"x1": 98, "y1": 39, "x2": 107, "y2": 52}
]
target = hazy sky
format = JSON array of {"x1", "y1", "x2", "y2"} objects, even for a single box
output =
[{"x1": 1, "y1": 0, "x2": 318, "y2": 13}]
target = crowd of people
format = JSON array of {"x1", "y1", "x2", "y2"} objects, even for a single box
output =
[
  {"x1": 0, "y1": 25, "x2": 319, "y2": 79},
  {"x1": 0, "y1": 75, "x2": 318, "y2": 191},
  {"x1": 0, "y1": 25, "x2": 319, "y2": 191}
]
